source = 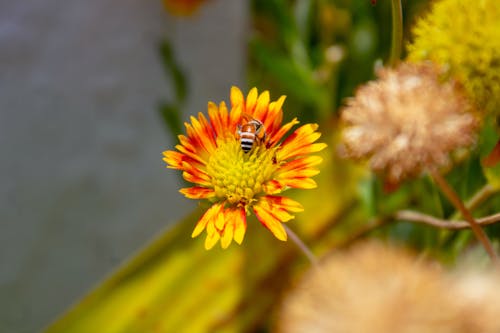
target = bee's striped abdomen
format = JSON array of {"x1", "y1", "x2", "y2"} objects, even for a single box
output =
[{"x1": 240, "y1": 132, "x2": 255, "y2": 153}]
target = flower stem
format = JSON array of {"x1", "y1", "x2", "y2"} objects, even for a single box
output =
[
  {"x1": 396, "y1": 210, "x2": 500, "y2": 230},
  {"x1": 430, "y1": 169, "x2": 498, "y2": 263},
  {"x1": 389, "y1": 0, "x2": 403, "y2": 67},
  {"x1": 284, "y1": 224, "x2": 318, "y2": 265},
  {"x1": 451, "y1": 183, "x2": 499, "y2": 220}
]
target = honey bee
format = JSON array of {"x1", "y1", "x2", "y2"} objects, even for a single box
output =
[{"x1": 237, "y1": 113, "x2": 266, "y2": 153}]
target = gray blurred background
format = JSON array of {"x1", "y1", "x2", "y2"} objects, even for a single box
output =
[{"x1": 0, "y1": 0, "x2": 246, "y2": 331}]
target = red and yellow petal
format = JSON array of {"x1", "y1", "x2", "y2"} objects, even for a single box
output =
[
  {"x1": 205, "y1": 221, "x2": 221, "y2": 250},
  {"x1": 162, "y1": 151, "x2": 185, "y2": 169},
  {"x1": 253, "y1": 201, "x2": 288, "y2": 241},
  {"x1": 253, "y1": 90, "x2": 270, "y2": 121},
  {"x1": 279, "y1": 155, "x2": 323, "y2": 173},
  {"x1": 228, "y1": 103, "x2": 243, "y2": 132},
  {"x1": 208, "y1": 101, "x2": 228, "y2": 138},
  {"x1": 263, "y1": 95, "x2": 286, "y2": 136},
  {"x1": 220, "y1": 222, "x2": 234, "y2": 249},
  {"x1": 264, "y1": 195, "x2": 304, "y2": 213},
  {"x1": 233, "y1": 208, "x2": 247, "y2": 244},
  {"x1": 278, "y1": 124, "x2": 327, "y2": 160},
  {"x1": 262, "y1": 179, "x2": 285, "y2": 194},
  {"x1": 174, "y1": 144, "x2": 207, "y2": 166},
  {"x1": 281, "y1": 177, "x2": 317, "y2": 189},
  {"x1": 230, "y1": 86, "x2": 245, "y2": 109},
  {"x1": 178, "y1": 134, "x2": 196, "y2": 153},
  {"x1": 192, "y1": 203, "x2": 222, "y2": 238},
  {"x1": 268, "y1": 118, "x2": 300, "y2": 147},
  {"x1": 191, "y1": 202, "x2": 247, "y2": 249},
  {"x1": 182, "y1": 169, "x2": 211, "y2": 186},
  {"x1": 253, "y1": 196, "x2": 303, "y2": 241},
  {"x1": 179, "y1": 187, "x2": 215, "y2": 199},
  {"x1": 276, "y1": 156, "x2": 323, "y2": 181},
  {"x1": 245, "y1": 87, "x2": 259, "y2": 114},
  {"x1": 186, "y1": 113, "x2": 216, "y2": 155}
]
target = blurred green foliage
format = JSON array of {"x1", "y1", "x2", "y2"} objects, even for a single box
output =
[{"x1": 158, "y1": 39, "x2": 187, "y2": 143}]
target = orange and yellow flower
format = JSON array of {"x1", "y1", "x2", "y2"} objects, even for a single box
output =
[
  {"x1": 163, "y1": 87, "x2": 326, "y2": 249},
  {"x1": 163, "y1": 0, "x2": 209, "y2": 17}
]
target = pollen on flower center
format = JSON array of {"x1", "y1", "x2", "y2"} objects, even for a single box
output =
[{"x1": 206, "y1": 138, "x2": 278, "y2": 205}]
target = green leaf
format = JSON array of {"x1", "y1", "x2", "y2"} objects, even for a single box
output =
[
  {"x1": 44, "y1": 209, "x2": 294, "y2": 333},
  {"x1": 159, "y1": 40, "x2": 187, "y2": 104},
  {"x1": 250, "y1": 39, "x2": 327, "y2": 110},
  {"x1": 158, "y1": 102, "x2": 183, "y2": 140},
  {"x1": 253, "y1": 0, "x2": 297, "y2": 50},
  {"x1": 479, "y1": 116, "x2": 500, "y2": 189}
]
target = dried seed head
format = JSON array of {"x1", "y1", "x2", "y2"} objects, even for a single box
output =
[
  {"x1": 340, "y1": 62, "x2": 478, "y2": 183},
  {"x1": 278, "y1": 242, "x2": 500, "y2": 333}
]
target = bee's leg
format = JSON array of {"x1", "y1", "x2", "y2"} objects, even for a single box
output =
[{"x1": 236, "y1": 124, "x2": 242, "y2": 137}]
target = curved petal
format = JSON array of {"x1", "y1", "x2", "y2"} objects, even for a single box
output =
[
  {"x1": 191, "y1": 203, "x2": 223, "y2": 238},
  {"x1": 220, "y1": 222, "x2": 234, "y2": 249},
  {"x1": 282, "y1": 177, "x2": 317, "y2": 189},
  {"x1": 275, "y1": 156, "x2": 323, "y2": 182},
  {"x1": 182, "y1": 169, "x2": 211, "y2": 186},
  {"x1": 277, "y1": 124, "x2": 327, "y2": 160},
  {"x1": 205, "y1": 221, "x2": 221, "y2": 250},
  {"x1": 263, "y1": 95, "x2": 286, "y2": 137},
  {"x1": 269, "y1": 118, "x2": 300, "y2": 147},
  {"x1": 175, "y1": 144, "x2": 208, "y2": 166},
  {"x1": 253, "y1": 203, "x2": 288, "y2": 241},
  {"x1": 253, "y1": 196, "x2": 302, "y2": 241},
  {"x1": 178, "y1": 134, "x2": 196, "y2": 153},
  {"x1": 208, "y1": 101, "x2": 227, "y2": 138},
  {"x1": 162, "y1": 151, "x2": 185, "y2": 169},
  {"x1": 279, "y1": 156, "x2": 323, "y2": 172},
  {"x1": 253, "y1": 90, "x2": 270, "y2": 121},
  {"x1": 263, "y1": 195, "x2": 304, "y2": 213},
  {"x1": 188, "y1": 113, "x2": 217, "y2": 155},
  {"x1": 229, "y1": 103, "x2": 243, "y2": 132},
  {"x1": 230, "y1": 86, "x2": 244, "y2": 109},
  {"x1": 193, "y1": 203, "x2": 247, "y2": 250},
  {"x1": 245, "y1": 87, "x2": 259, "y2": 114},
  {"x1": 179, "y1": 187, "x2": 215, "y2": 199},
  {"x1": 233, "y1": 208, "x2": 247, "y2": 244},
  {"x1": 262, "y1": 179, "x2": 285, "y2": 194}
]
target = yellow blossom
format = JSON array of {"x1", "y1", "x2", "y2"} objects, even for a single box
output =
[{"x1": 407, "y1": 0, "x2": 500, "y2": 115}]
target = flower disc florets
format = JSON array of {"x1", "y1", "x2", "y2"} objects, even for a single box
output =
[
  {"x1": 163, "y1": 87, "x2": 326, "y2": 249},
  {"x1": 207, "y1": 140, "x2": 278, "y2": 205},
  {"x1": 340, "y1": 63, "x2": 478, "y2": 183}
]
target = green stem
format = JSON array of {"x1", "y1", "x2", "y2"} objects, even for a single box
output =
[
  {"x1": 451, "y1": 183, "x2": 499, "y2": 220},
  {"x1": 389, "y1": 0, "x2": 403, "y2": 67},
  {"x1": 284, "y1": 225, "x2": 318, "y2": 265},
  {"x1": 430, "y1": 170, "x2": 498, "y2": 264}
]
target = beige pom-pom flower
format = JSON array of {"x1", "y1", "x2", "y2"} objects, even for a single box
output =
[
  {"x1": 277, "y1": 242, "x2": 500, "y2": 333},
  {"x1": 340, "y1": 63, "x2": 478, "y2": 183}
]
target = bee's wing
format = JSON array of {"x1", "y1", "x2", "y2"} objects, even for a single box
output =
[
  {"x1": 241, "y1": 112, "x2": 254, "y2": 123},
  {"x1": 242, "y1": 112, "x2": 264, "y2": 127}
]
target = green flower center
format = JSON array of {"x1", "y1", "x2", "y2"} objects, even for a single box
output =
[{"x1": 206, "y1": 138, "x2": 278, "y2": 205}]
